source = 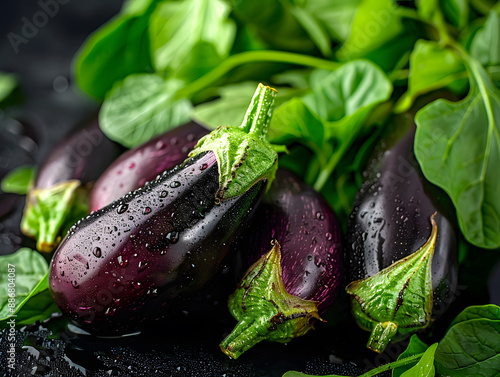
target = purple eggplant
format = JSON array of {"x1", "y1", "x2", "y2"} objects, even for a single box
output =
[
  {"x1": 220, "y1": 168, "x2": 343, "y2": 359},
  {"x1": 345, "y1": 117, "x2": 458, "y2": 353},
  {"x1": 21, "y1": 118, "x2": 121, "y2": 252},
  {"x1": 90, "y1": 122, "x2": 208, "y2": 212},
  {"x1": 49, "y1": 84, "x2": 280, "y2": 335}
]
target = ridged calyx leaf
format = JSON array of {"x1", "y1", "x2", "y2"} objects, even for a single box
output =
[
  {"x1": 346, "y1": 213, "x2": 438, "y2": 353},
  {"x1": 190, "y1": 83, "x2": 282, "y2": 201}
]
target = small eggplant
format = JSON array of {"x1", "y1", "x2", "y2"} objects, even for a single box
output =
[
  {"x1": 21, "y1": 119, "x2": 121, "y2": 252},
  {"x1": 49, "y1": 84, "x2": 281, "y2": 335},
  {"x1": 90, "y1": 122, "x2": 208, "y2": 211},
  {"x1": 345, "y1": 118, "x2": 458, "y2": 353},
  {"x1": 220, "y1": 169, "x2": 343, "y2": 359}
]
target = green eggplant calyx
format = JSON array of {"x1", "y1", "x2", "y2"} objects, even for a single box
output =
[
  {"x1": 21, "y1": 180, "x2": 89, "y2": 252},
  {"x1": 189, "y1": 83, "x2": 282, "y2": 201},
  {"x1": 346, "y1": 213, "x2": 438, "y2": 353},
  {"x1": 220, "y1": 241, "x2": 322, "y2": 359}
]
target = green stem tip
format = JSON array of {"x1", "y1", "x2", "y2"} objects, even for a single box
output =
[{"x1": 239, "y1": 83, "x2": 277, "y2": 138}]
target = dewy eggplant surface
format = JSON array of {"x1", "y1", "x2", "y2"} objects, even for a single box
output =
[
  {"x1": 21, "y1": 119, "x2": 121, "y2": 252},
  {"x1": 220, "y1": 169, "x2": 343, "y2": 359},
  {"x1": 49, "y1": 84, "x2": 281, "y2": 335},
  {"x1": 90, "y1": 121, "x2": 208, "y2": 211},
  {"x1": 345, "y1": 117, "x2": 458, "y2": 353}
]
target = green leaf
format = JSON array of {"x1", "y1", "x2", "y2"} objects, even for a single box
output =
[
  {"x1": 400, "y1": 343, "x2": 437, "y2": 377},
  {"x1": 100, "y1": 74, "x2": 192, "y2": 148},
  {"x1": 393, "y1": 335, "x2": 430, "y2": 377},
  {"x1": 394, "y1": 40, "x2": 466, "y2": 113},
  {"x1": 336, "y1": 0, "x2": 403, "y2": 61},
  {"x1": 0, "y1": 72, "x2": 17, "y2": 103},
  {"x1": 470, "y1": 10, "x2": 500, "y2": 67},
  {"x1": 74, "y1": 0, "x2": 155, "y2": 99},
  {"x1": 0, "y1": 248, "x2": 56, "y2": 326},
  {"x1": 1, "y1": 165, "x2": 34, "y2": 195},
  {"x1": 414, "y1": 60, "x2": 500, "y2": 249},
  {"x1": 149, "y1": 0, "x2": 235, "y2": 74},
  {"x1": 416, "y1": 0, "x2": 439, "y2": 20},
  {"x1": 346, "y1": 215, "x2": 437, "y2": 353},
  {"x1": 440, "y1": 0, "x2": 469, "y2": 28},
  {"x1": 435, "y1": 305, "x2": 500, "y2": 376}
]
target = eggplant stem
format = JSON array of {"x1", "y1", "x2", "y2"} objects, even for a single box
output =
[
  {"x1": 367, "y1": 321, "x2": 398, "y2": 353},
  {"x1": 220, "y1": 319, "x2": 267, "y2": 360},
  {"x1": 239, "y1": 83, "x2": 277, "y2": 139}
]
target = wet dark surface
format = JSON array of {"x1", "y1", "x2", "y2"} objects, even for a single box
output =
[{"x1": 1, "y1": 1, "x2": 499, "y2": 377}]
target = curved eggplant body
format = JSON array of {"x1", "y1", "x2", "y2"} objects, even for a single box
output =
[
  {"x1": 90, "y1": 122, "x2": 208, "y2": 211},
  {"x1": 346, "y1": 122, "x2": 458, "y2": 352},
  {"x1": 49, "y1": 151, "x2": 265, "y2": 335},
  {"x1": 220, "y1": 169, "x2": 342, "y2": 359}
]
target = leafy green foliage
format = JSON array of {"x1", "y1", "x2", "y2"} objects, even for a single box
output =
[
  {"x1": 440, "y1": 0, "x2": 469, "y2": 28},
  {"x1": 0, "y1": 248, "x2": 56, "y2": 326},
  {"x1": 415, "y1": 60, "x2": 500, "y2": 249},
  {"x1": 74, "y1": 0, "x2": 155, "y2": 99},
  {"x1": 100, "y1": 74, "x2": 192, "y2": 148},
  {"x1": 0, "y1": 72, "x2": 17, "y2": 104},
  {"x1": 1, "y1": 165, "x2": 34, "y2": 195},
  {"x1": 435, "y1": 305, "x2": 500, "y2": 376},
  {"x1": 400, "y1": 343, "x2": 437, "y2": 377},
  {"x1": 393, "y1": 335, "x2": 430, "y2": 377},
  {"x1": 149, "y1": 0, "x2": 235, "y2": 74},
  {"x1": 395, "y1": 40, "x2": 466, "y2": 113},
  {"x1": 470, "y1": 10, "x2": 500, "y2": 67}
]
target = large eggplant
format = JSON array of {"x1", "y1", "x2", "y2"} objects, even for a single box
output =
[
  {"x1": 345, "y1": 116, "x2": 458, "y2": 353},
  {"x1": 220, "y1": 169, "x2": 343, "y2": 359},
  {"x1": 90, "y1": 122, "x2": 208, "y2": 211},
  {"x1": 21, "y1": 118, "x2": 121, "y2": 252},
  {"x1": 49, "y1": 84, "x2": 281, "y2": 335}
]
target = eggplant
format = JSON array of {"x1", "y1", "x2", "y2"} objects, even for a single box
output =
[
  {"x1": 49, "y1": 84, "x2": 280, "y2": 335},
  {"x1": 21, "y1": 118, "x2": 121, "y2": 252},
  {"x1": 220, "y1": 169, "x2": 343, "y2": 359},
  {"x1": 90, "y1": 121, "x2": 208, "y2": 212},
  {"x1": 345, "y1": 117, "x2": 458, "y2": 353}
]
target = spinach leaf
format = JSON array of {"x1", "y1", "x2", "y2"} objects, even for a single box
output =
[
  {"x1": 470, "y1": 10, "x2": 500, "y2": 67},
  {"x1": 336, "y1": 0, "x2": 403, "y2": 61},
  {"x1": 414, "y1": 58, "x2": 500, "y2": 249},
  {"x1": 74, "y1": 1, "x2": 155, "y2": 99},
  {"x1": 1, "y1": 165, "x2": 34, "y2": 195},
  {"x1": 393, "y1": 335, "x2": 430, "y2": 377},
  {"x1": 149, "y1": 0, "x2": 235, "y2": 75},
  {"x1": 400, "y1": 343, "x2": 437, "y2": 377},
  {"x1": 0, "y1": 72, "x2": 17, "y2": 104},
  {"x1": 394, "y1": 40, "x2": 466, "y2": 113},
  {"x1": 440, "y1": 0, "x2": 469, "y2": 28},
  {"x1": 0, "y1": 248, "x2": 56, "y2": 326},
  {"x1": 100, "y1": 74, "x2": 192, "y2": 148},
  {"x1": 434, "y1": 305, "x2": 500, "y2": 376}
]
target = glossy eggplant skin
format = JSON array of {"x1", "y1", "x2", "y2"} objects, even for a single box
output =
[
  {"x1": 90, "y1": 121, "x2": 208, "y2": 211},
  {"x1": 246, "y1": 169, "x2": 343, "y2": 311},
  {"x1": 49, "y1": 151, "x2": 265, "y2": 335},
  {"x1": 346, "y1": 121, "x2": 458, "y2": 317},
  {"x1": 36, "y1": 119, "x2": 120, "y2": 189}
]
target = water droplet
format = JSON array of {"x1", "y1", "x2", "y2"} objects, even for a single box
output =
[
  {"x1": 117, "y1": 203, "x2": 129, "y2": 214},
  {"x1": 155, "y1": 141, "x2": 167, "y2": 150},
  {"x1": 199, "y1": 163, "x2": 208, "y2": 170},
  {"x1": 159, "y1": 190, "x2": 168, "y2": 198},
  {"x1": 117, "y1": 255, "x2": 129, "y2": 268},
  {"x1": 170, "y1": 181, "x2": 181, "y2": 188},
  {"x1": 146, "y1": 287, "x2": 158, "y2": 297},
  {"x1": 143, "y1": 207, "x2": 152, "y2": 215},
  {"x1": 105, "y1": 307, "x2": 116, "y2": 317},
  {"x1": 71, "y1": 281, "x2": 79, "y2": 288},
  {"x1": 316, "y1": 212, "x2": 324, "y2": 220},
  {"x1": 325, "y1": 232, "x2": 333, "y2": 241},
  {"x1": 93, "y1": 247, "x2": 101, "y2": 258},
  {"x1": 166, "y1": 231, "x2": 179, "y2": 244},
  {"x1": 307, "y1": 255, "x2": 313, "y2": 261}
]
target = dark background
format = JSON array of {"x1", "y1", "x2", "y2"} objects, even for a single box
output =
[{"x1": 0, "y1": 1, "x2": 499, "y2": 376}]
